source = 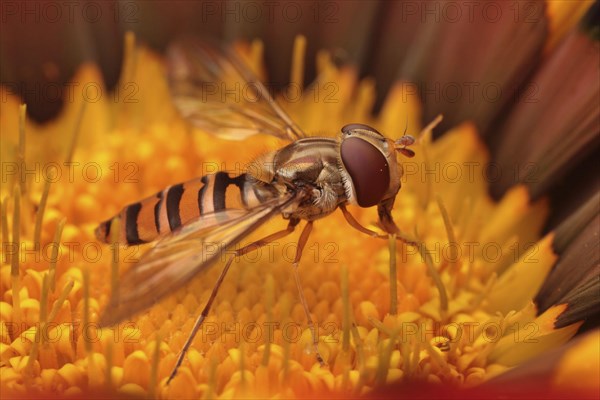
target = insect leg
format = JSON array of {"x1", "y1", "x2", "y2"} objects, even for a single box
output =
[
  {"x1": 167, "y1": 218, "x2": 300, "y2": 384},
  {"x1": 290, "y1": 221, "x2": 326, "y2": 366},
  {"x1": 377, "y1": 197, "x2": 400, "y2": 234},
  {"x1": 339, "y1": 204, "x2": 386, "y2": 238},
  {"x1": 340, "y1": 204, "x2": 418, "y2": 248}
]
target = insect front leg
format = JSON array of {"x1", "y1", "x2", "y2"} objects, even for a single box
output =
[
  {"x1": 377, "y1": 197, "x2": 400, "y2": 234},
  {"x1": 167, "y1": 218, "x2": 301, "y2": 385},
  {"x1": 340, "y1": 202, "x2": 420, "y2": 251},
  {"x1": 290, "y1": 221, "x2": 326, "y2": 366},
  {"x1": 339, "y1": 199, "x2": 401, "y2": 238},
  {"x1": 339, "y1": 204, "x2": 386, "y2": 238}
]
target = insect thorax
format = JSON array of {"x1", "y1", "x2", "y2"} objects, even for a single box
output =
[{"x1": 280, "y1": 138, "x2": 347, "y2": 220}]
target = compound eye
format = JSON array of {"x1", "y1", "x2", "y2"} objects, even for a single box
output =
[
  {"x1": 341, "y1": 137, "x2": 390, "y2": 207},
  {"x1": 341, "y1": 123, "x2": 383, "y2": 136}
]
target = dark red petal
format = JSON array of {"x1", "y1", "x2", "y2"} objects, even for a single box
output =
[
  {"x1": 536, "y1": 212, "x2": 600, "y2": 326},
  {"x1": 491, "y1": 26, "x2": 599, "y2": 199},
  {"x1": 557, "y1": 277, "x2": 600, "y2": 328},
  {"x1": 386, "y1": 1, "x2": 548, "y2": 136}
]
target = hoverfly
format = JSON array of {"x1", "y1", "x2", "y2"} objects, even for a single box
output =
[{"x1": 96, "y1": 38, "x2": 421, "y2": 384}]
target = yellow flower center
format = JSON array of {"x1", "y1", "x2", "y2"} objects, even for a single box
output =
[{"x1": 0, "y1": 36, "x2": 582, "y2": 398}]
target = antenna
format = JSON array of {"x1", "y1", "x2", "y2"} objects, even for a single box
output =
[{"x1": 395, "y1": 115, "x2": 416, "y2": 158}]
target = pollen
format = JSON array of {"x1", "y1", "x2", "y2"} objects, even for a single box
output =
[{"x1": 0, "y1": 36, "x2": 584, "y2": 398}]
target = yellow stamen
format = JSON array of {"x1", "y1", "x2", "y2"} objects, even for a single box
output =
[
  {"x1": 341, "y1": 265, "x2": 351, "y2": 352},
  {"x1": 11, "y1": 184, "x2": 21, "y2": 327},
  {"x1": 388, "y1": 234, "x2": 398, "y2": 315},
  {"x1": 290, "y1": 35, "x2": 307, "y2": 93},
  {"x1": 118, "y1": 31, "x2": 137, "y2": 129},
  {"x1": 122, "y1": 31, "x2": 137, "y2": 86},
  {"x1": 401, "y1": 339, "x2": 411, "y2": 380},
  {"x1": 409, "y1": 336, "x2": 421, "y2": 378},
  {"x1": 375, "y1": 333, "x2": 398, "y2": 386},
  {"x1": 149, "y1": 334, "x2": 161, "y2": 398},
  {"x1": 64, "y1": 102, "x2": 87, "y2": 164},
  {"x1": 26, "y1": 273, "x2": 49, "y2": 380},
  {"x1": 261, "y1": 274, "x2": 274, "y2": 367},
  {"x1": 1, "y1": 196, "x2": 9, "y2": 256},
  {"x1": 350, "y1": 323, "x2": 366, "y2": 371},
  {"x1": 46, "y1": 280, "x2": 74, "y2": 324},
  {"x1": 421, "y1": 114, "x2": 444, "y2": 135},
  {"x1": 33, "y1": 179, "x2": 51, "y2": 248},
  {"x1": 420, "y1": 135, "x2": 432, "y2": 210},
  {"x1": 279, "y1": 292, "x2": 293, "y2": 384},
  {"x1": 17, "y1": 104, "x2": 26, "y2": 196},
  {"x1": 48, "y1": 218, "x2": 66, "y2": 293},
  {"x1": 369, "y1": 317, "x2": 393, "y2": 337},
  {"x1": 82, "y1": 265, "x2": 91, "y2": 354},
  {"x1": 436, "y1": 195, "x2": 458, "y2": 273},
  {"x1": 413, "y1": 231, "x2": 449, "y2": 312},
  {"x1": 416, "y1": 115, "x2": 443, "y2": 209},
  {"x1": 351, "y1": 324, "x2": 366, "y2": 396}
]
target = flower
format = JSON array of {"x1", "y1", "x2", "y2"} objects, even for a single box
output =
[{"x1": 1, "y1": 1, "x2": 598, "y2": 399}]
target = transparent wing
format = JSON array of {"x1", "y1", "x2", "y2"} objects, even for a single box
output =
[
  {"x1": 99, "y1": 193, "x2": 298, "y2": 326},
  {"x1": 167, "y1": 38, "x2": 306, "y2": 141}
]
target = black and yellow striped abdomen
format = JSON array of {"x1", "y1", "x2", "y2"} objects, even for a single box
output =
[{"x1": 95, "y1": 172, "x2": 272, "y2": 245}]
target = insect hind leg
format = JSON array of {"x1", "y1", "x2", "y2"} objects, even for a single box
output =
[{"x1": 167, "y1": 218, "x2": 301, "y2": 385}]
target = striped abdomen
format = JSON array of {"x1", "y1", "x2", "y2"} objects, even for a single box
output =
[{"x1": 95, "y1": 172, "x2": 274, "y2": 245}]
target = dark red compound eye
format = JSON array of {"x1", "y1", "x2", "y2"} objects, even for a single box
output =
[
  {"x1": 341, "y1": 123, "x2": 383, "y2": 136},
  {"x1": 341, "y1": 137, "x2": 390, "y2": 207}
]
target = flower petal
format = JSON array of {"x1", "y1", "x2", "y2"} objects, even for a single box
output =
[
  {"x1": 480, "y1": 329, "x2": 599, "y2": 397},
  {"x1": 536, "y1": 214, "x2": 599, "y2": 326},
  {"x1": 492, "y1": 15, "x2": 600, "y2": 199},
  {"x1": 396, "y1": 2, "x2": 547, "y2": 136}
]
